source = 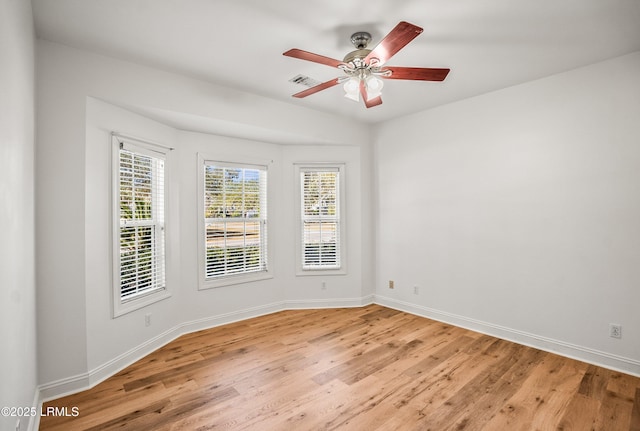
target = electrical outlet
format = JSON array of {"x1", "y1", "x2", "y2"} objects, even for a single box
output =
[
  {"x1": 609, "y1": 323, "x2": 622, "y2": 339},
  {"x1": 321, "y1": 281, "x2": 327, "y2": 290},
  {"x1": 145, "y1": 313, "x2": 152, "y2": 327},
  {"x1": 388, "y1": 280, "x2": 394, "y2": 289},
  {"x1": 413, "y1": 285, "x2": 419, "y2": 295}
]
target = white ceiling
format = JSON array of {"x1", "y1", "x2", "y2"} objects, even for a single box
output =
[{"x1": 32, "y1": 0, "x2": 640, "y2": 124}]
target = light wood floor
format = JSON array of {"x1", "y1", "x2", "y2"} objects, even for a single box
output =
[{"x1": 40, "y1": 305, "x2": 640, "y2": 430}]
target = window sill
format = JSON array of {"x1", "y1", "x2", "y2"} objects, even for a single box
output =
[
  {"x1": 199, "y1": 271, "x2": 273, "y2": 290},
  {"x1": 295, "y1": 268, "x2": 347, "y2": 277},
  {"x1": 113, "y1": 289, "x2": 172, "y2": 318}
]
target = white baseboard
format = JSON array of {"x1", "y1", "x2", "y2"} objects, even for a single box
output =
[
  {"x1": 38, "y1": 372, "x2": 92, "y2": 403},
  {"x1": 374, "y1": 294, "x2": 640, "y2": 378},
  {"x1": 37, "y1": 297, "x2": 374, "y2": 402},
  {"x1": 37, "y1": 293, "x2": 639, "y2": 404},
  {"x1": 39, "y1": 300, "x2": 287, "y2": 402},
  {"x1": 178, "y1": 301, "x2": 286, "y2": 334},
  {"x1": 27, "y1": 386, "x2": 41, "y2": 431},
  {"x1": 284, "y1": 295, "x2": 374, "y2": 309}
]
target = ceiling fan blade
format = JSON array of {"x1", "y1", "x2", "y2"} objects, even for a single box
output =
[
  {"x1": 283, "y1": 49, "x2": 344, "y2": 68},
  {"x1": 383, "y1": 66, "x2": 450, "y2": 81},
  {"x1": 359, "y1": 80, "x2": 383, "y2": 108},
  {"x1": 364, "y1": 21, "x2": 423, "y2": 66},
  {"x1": 292, "y1": 78, "x2": 340, "y2": 98},
  {"x1": 364, "y1": 95, "x2": 383, "y2": 108}
]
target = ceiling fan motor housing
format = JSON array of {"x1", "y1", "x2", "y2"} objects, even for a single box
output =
[
  {"x1": 343, "y1": 49, "x2": 371, "y2": 66},
  {"x1": 344, "y1": 31, "x2": 373, "y2": 68}
]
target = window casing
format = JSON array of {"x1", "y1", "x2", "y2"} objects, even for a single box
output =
[
  {"x1": 112, "y1": 136, "x2": 171, "y2": 316},
  {"x1": 199, "y1": 157, "x2": 269, "y2": 289},
  {"x1": 296, "y1": 164, "x2": 345, "y2": 273}
]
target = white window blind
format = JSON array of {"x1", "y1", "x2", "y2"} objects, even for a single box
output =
[
  {"x1": 203, "y1": 163, "x2": 268, "y2": 279},
  {"x1": 117, "y1": 143, "x2": 166, "y2": 300},
  {"x1": 301, "y1": 168, "x2": 340, "y2": 269}
]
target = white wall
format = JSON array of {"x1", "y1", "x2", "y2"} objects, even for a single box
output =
[
  {"x1": 0, "y1": 0, "x2": 37, "y2": 430},
  {"x1": 375, "y1": 52, "x2": 640, "y2": 375},
  {"x1": 84, "y1": 99, "x2": 181, "y2": 376},
  {"x1": 280, "y1": 145, "x2": 365, "y2": 304},
  {"x1": 37, "y1": 40, "x2": 374, "y2": 396}
]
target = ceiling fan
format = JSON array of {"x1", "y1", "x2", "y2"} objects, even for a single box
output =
[{"x1": 283, "y1": 21, "x2": 450, "y2": 108}]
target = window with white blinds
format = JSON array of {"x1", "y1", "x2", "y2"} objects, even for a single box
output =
[
  {"x1": 202, "y1": 162, "x2": 268, "y2": 281},
  {"x1": 114, "y1": 138, "x2": 167, "y2": 310},
  {"x1": 300, "y1": 167, "x2": 342, "y2": 270}
]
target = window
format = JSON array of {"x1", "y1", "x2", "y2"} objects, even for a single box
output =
[
  {"x1": 112, "y1": 135, "x2": 170, "y2": 316},
  {"x1": 297, "y1": 165, "x2": 345, "y2": 272},
  {"x1": 199, "y1": 158, "x2": 268, "y2": 288}
]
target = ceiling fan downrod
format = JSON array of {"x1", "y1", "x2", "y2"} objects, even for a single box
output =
[{"x1": 350, "y1": 31, "x2": 372, "y2": 49}]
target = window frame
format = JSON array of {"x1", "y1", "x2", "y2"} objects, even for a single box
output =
[
  {"x1": 295, "y1": 163, "x2": 347, "y2": 276},
  {"x1": 111, "y1": 135, "x2": 172, "y2": 317},
  {"x1": 197, "y1": 153, "x2": 271, "y2": 290}
]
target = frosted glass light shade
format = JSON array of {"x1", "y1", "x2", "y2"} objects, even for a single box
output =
[
  {"x1": 343, "y1": 77, "x2": 360, "y2": 102},
  {"x1": 365, "y1": 76, "x2": 383, "y2": 100}
]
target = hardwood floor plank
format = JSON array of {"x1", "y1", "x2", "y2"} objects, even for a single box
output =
[
  {"x1": 310, "y1": 375, "x2": 410, "y2": 431},
  {"x1": 579, "y1": 364, "x2": 612, "y2": 399},
  {"x1": 608, "y1": 372, "x2": 640, "y2": 400},
  {"x1": 39, "y1": 305, "x2": 640, "y2": 431},
  {"x1": 557, "y1": 393, "x2": 600, "y2": 430},
  {"x1": 359, "y1": 306, "x2": 402, "y2": 321},
  {"x1": 481, "y1": 355, "x2": 585, "y2": 431},
  {"x1": 378, "y1": 342, "x2": 524, "y2": 429},
  {"x1": 594, "y1": 390, "x2": 635, "y2": 431},
  {"x1": 232, "y1": 376, "x2": 350, "y2": 431},
  {"x1": 630, "y1": 388, "x2": 640, "y2": 431},
  {"x1": 408, "y1": 340, "x2": 524, "y2": 429},
  {"x1": 42, "y1": 380, "x2": 198, "y2": 431},
  {"x1": 314, "y1": 339, "x2": 425, "y2": 386},
  {"x1": 401, "y1": 334, "x2": 477, "y2": 379},
  {"x1": 440, "y1": 347, "x2": 544, "y2": 431},
  {"x1": 122, "y1": 346, "x2": 254, "y2": 392},
  {"x1": 98, "y1": 385, "x2": 240, "y2": 431}
]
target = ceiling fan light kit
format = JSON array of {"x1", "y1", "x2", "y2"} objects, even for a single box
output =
[
  {"x1": 342, "y1": 75, "x2": 383, "y2": 102},
  {"x1": 284, "y1": 21, "x2": 450, "y2": 109}
]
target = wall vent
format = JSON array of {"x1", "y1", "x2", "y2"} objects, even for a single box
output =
[{"x1": 289, "y1": 74, "x2": 321, "y2": 88}]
